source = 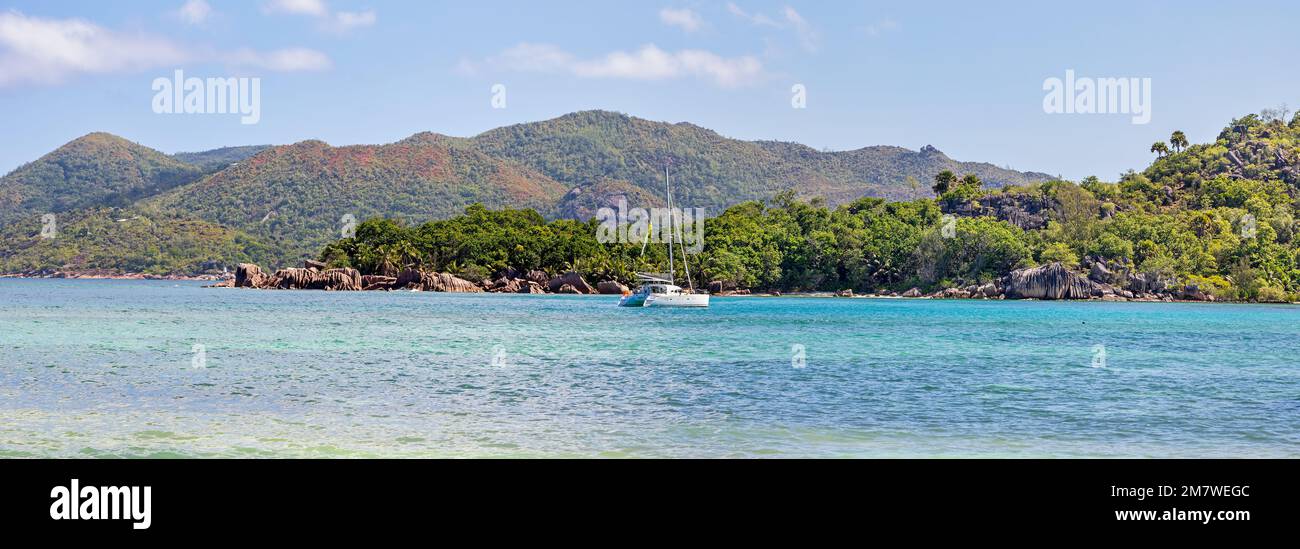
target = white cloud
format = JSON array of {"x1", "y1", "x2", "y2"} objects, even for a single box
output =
[
  {"x1": 659, "y1": 8, "x2": 703, "y2": 32},
  {"x1": 176, "y1": 0, "x2": 213, "y2": 25},
  {"x1": 0, "y1": 11, "x2": 189, "y2": 87},
  {"x1": 725, "y1": 2, "x2": 778, "y2": 27},
  {"x1": 726, "y1": 4, "x2": 818, "y2": 51},
  {"x1": 224, "y1": 47, "x2": 333, "y2": 72},
  {"x1": 480, "y1": 42, "x2": 763, "y2": 88},
  {"x1": 782, "y1": 6, "x2": 818, "y2": 52},
  {"x1": 264, "y1": 0, "x2": 376, "y2": 34},
  {"x1": 263, "y1": 0, "x2": 328, "y2": 17},
  {"x1": 0, "y1": 11, "x2": 332, "y2": 88}
]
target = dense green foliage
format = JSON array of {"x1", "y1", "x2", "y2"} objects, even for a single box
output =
[
  {"x1": 320, "y1": 192, "x2": 1029, "y2": 293},
  {"x1": 318, "y1": 204, "x2": 664, "y2": 284},
  {"x1": 0, "y1": 206, "x2": 272, "y2": 275}
]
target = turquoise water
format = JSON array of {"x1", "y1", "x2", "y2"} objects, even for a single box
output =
[{"x1": 1, "y1": 278, "x2": 1297, "y2": 458}]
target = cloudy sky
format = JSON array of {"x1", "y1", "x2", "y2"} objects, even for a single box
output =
[{"x1": 0, "y1": 0, "x2": 1297, "y2": 180}]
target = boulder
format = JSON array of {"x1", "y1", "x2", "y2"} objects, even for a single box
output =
[
  {"x1": 1088, "y1": 262, "x2": 1115, "y2": 284},
  {"x1": 1002, "y1": 262, "x2": 1095, "y2": 300},
  {"x1": 1178, "y1": 284, "x2": 1213, "y2": 302},
  {"x1": 1128, "y1": 271, "x2": 1175, "y2": 294},
  {"x1": 320, "y1": 268, "x2": 362, "y2": 291},
  {"x1": 361, "y1": 275, "x2": 397, "y2": 290},
  {"x1": 303, "y1": 259, "x2": 328, "y2": 271},
  {"x1": 234, "y1": 263, "x2": 271, "y2": 288},
  {"x1": 597, "y1": 280, "x2": 630, "y2": 295},
  {"x1": 546, "y1": 272, "x2": 596, "y2": 294},
  {"x1": 525, "y1": 270, "x2": 550, "y2": 284},
  {"x1": 270, "y1": 268, "x2": 319, "y2": 290},
  {"x1": 395, "y1": 268, "x2": 483, "y2": 292},
  {"x1": 835, "y1": 289, "x2": 854, "y2": 298},
  {"x1": 556, "y1": 283, "x2": 582, "y2": 294},
  {"x1": 395, "y1": 268, "x2": 423, "y2": 289},
  {"x1": 430, "y1": 273, "x2": 482, "y2": 292},
  {"x1": 975, "y1": 283, "x2": 1000, "y2": 298},
  {"x1": 901, "y1": 287, "x2": 923, "y2": 298},
  {"x1": 518, "y1": 281, "x2": 545, "y2": 294},
  {"x1": 488, "y1": 278, "x2": 524, "y2": 293}
]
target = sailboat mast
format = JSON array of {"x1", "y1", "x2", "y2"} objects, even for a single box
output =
[
  {"x1": 673, "y1": 179, "x2": 695, "y2": 292},
  {"x1": 665, "y1": 163, "x2": 675, "y2": 284}
]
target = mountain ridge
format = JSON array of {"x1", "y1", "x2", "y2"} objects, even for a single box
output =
[{"x1": 0, "y1": 110, "x2": 1055, "y2": 272}]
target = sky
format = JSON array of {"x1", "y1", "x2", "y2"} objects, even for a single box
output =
[{"x1": 1, "y1": 0, "x2": 1298, "y2": 181}]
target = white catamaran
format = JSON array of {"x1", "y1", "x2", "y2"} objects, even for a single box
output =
[{"x1": 618, "y1": 164, "x2": 710, "y2": 308}]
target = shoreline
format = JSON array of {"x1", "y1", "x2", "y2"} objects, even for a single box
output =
[{"x1": 4, "y1": 273, "x2": 1292, "y2": 305}]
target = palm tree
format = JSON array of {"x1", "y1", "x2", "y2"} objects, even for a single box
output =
[
  {"x1": 1150, "y1": 141, "x2": 1170, "y2": 157},
  {"x1": 932, "y1": 170, "x2": 957, "y2": 196},
  {"x1": 1170, "y1": 131, "x2": 1189, "y2": 153}
]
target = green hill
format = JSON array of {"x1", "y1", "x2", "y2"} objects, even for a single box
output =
[
  {"x1": 466, "y1": 110, "x2": 1051, "y2": 207},
  {"x1": 147, "y1": 135, "x2": 569, "y2": 262},
  {"x1": 0, "y1": 133, "x2": 204, "y2": 226}
]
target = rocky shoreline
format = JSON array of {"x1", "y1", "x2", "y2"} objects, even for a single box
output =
[
  {"x1": 217, "y1": 261, "x2": 633, "y2": 295},
  {"x1": 30, "y1": 258, "x2": 1284, "y2": 304}
]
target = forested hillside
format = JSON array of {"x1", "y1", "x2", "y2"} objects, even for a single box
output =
[
  {"x1": 0, "y1": 133, "x2": 204, "y2": 226},
  {"x1": 466, "y1": 110, "x2": 1050, "y2": 205},
  {"x1": 148, "y1": 135, "x2": 569, "y2": 261}
]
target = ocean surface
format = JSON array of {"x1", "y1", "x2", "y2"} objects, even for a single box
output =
[{"x1": 1, "y1": 278, "x2": 1297, "y2": 458}]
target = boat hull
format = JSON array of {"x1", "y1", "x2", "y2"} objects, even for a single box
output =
[
  {"x1": 645, "y1": 293, "x2": 710, "y2": 308},
  {"x1": 618, "y1": 293, "x2": 710, "y2": 308}
]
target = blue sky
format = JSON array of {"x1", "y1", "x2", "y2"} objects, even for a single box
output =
[{"x1": 1, "y1": 0, "x2": 1297, "y2": 181}]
